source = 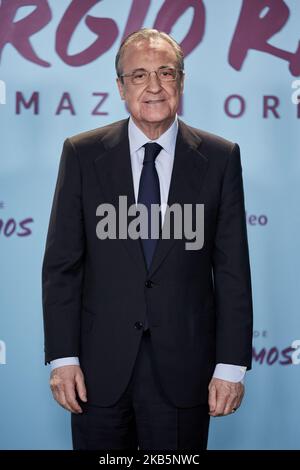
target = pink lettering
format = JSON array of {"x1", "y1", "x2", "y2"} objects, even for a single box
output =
[
  {"x1": 153, "y1": 0, "x2": 205, "y2": 58},
  {"x1": 229, "y1": 0, "x2": 300, "y2": 76},
  {"x1": 91, "y1": 93, "x2": 109, "y2": 116},
  {"x1": 55, "y1": 92, "x2": 76, "y2": 115},
  {"x1": 56, "y1": 0, "x2": 118, "y2": 66},
  {"x1": 263, "y1": 95, "x2": 280, "y2": 118},
  {"x1": 16, "y1": 91, "x2": 39, "y2": 114},
  {"x1": 224, "y1": 94, "x2": 245, "y2": 118},
  {"x1": 0, "y1": 0, "x2": 51, "y2": 67}
]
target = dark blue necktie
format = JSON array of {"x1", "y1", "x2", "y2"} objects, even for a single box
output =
[{"x1": 137, "y1": 142, "x2": 162, "y2": 270}]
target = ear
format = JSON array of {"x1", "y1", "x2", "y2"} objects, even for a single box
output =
[
  {"x1": 179, "y1": 73, "x2": 185, "y2": 95},
  {"x1": 116, "y1": 77, "x2": 125, "y2": 100}
]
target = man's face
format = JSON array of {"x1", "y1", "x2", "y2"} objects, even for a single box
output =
[{"x1": 117, "y1": 38, "x2": 184, "y2": 132}]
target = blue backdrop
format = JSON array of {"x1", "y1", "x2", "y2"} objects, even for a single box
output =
[{"x1": 0, "y1": 0, "x2": 299, "y2": 449}]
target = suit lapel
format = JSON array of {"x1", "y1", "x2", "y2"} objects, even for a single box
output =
[
  {"x1": 93, "y1": 119, "x2": 209, "y2": 278},
  {"x1": 148, "y1": 120, "x2": 209, "y2": 277},
  {"x1": 93, "y1": 119, "x2": 147, "y2": 276}
]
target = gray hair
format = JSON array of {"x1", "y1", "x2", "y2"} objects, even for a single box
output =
[{"x1": 115, "y1": 28, "x2": 184, "y2": 78}]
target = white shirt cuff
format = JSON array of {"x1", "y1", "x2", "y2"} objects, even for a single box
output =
[
  {"x1": 213, "y1": 363, "x2": 246, "y2": 383},
  {"x1": 50, "y1": 357, "x2": 80, "y2": 370}
]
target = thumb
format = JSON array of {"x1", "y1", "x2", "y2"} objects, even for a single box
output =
[
  {"x1": 75, "y1": 371, "x2": 87, "y2": 402},
  {"x1": 208, "y1": 383, "x2": 217, "y2": 413}
]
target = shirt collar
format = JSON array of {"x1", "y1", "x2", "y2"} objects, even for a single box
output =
[{"x1": 128, "y1": 116, "x2": 178, "y2": 156}]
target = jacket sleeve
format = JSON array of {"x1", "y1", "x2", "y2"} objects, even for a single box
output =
[
  {"x1": 42, "y1": 138, "x2": 85, "y2": 364},
  {"x1": 212, "y1": 143, "x2": 253, "y2": 369}
]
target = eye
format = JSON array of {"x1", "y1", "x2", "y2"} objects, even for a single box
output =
[
  {"x1": 133, "y1": 71, "x2": 147, "y2": 80},
  {"x1": 159, "y1": 68, "x2": 176, "y2": 79}
]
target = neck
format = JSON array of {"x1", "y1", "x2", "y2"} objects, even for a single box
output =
[{"x1": 131, "y1": 117, "x2": 175, "y2": 140}]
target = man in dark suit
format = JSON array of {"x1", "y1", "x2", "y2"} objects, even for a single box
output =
[{"x1": 42, "y1": 28, "x2": 253, "y2": 450}]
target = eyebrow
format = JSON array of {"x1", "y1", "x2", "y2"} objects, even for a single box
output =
[
  {"x1": 129, "y1": 68, "x2": 147, "y2": 73},
  {"x1": 129, "y1": 65, "x2": 174, "y2": 73}
]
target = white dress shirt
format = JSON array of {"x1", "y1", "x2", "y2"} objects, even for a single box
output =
[{"x1": 51, "y1": 117, "x2": 246, "y2": 383}]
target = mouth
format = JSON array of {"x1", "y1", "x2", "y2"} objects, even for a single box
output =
[{"x1": 143, "y1": 99, "x2": 165, "y2": 104}]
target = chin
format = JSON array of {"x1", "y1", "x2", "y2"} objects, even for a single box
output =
[
  {"x1": 144, "y1": 117, "x2": 169, "y2": 124},
  {"x1": 141, "y1": 111, "x2": 171, "y2": 123}
]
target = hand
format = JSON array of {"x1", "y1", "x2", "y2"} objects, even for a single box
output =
[
  {"x1": 50, "y1": 365, "x2": 87, "y2": 414},
  {"x1": 208, "y1": 377, "x2": 244, "y2": 417}
]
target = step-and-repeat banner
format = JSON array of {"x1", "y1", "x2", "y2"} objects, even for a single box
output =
[{"x1": 0, "y1": 0, "x2": 299, "y2": 449}]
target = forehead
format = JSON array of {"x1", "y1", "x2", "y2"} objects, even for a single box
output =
[{"x1": 122, "y1": 38, "x2": 178, "y2": 69}]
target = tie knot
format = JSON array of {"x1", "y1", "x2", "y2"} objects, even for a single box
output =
[{"x1": 143, "y1": 143, "x2": 162, "y2": 164}]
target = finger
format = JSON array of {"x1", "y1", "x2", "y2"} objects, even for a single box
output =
[
  {"x1": 212, "y1": 386, "x2": 231, "y2": 416},
  {"x1": 227, "y1": 385, "x2": 244, "y2": 413},
  {"x1": 64, "y1": 381, "x2": 83, "y2": 414},
  {"x1": 238, "y1": 385, "x2": 245, "y2": 405},
  {"x1": 213, "y1": 396, "x2": 227, "y2": 417},
  {"x1": 223, "y1": 398, "x2": 238, "y2": 416},
  {"x1": 208, "y1": 384, "x2": 217, "y2": 414},
  {"x1": 52, "y1": 387, "x2": 73, "y2": 412},
  {"x1": 233, "y1": 395, "x2": 243, "y2": 412},
  {"x1": 50, "y1": 378, "x2": 66, "y2": 407},
  {"x1": 75, "y1": 373, "x2": 87, "y2": 402}
]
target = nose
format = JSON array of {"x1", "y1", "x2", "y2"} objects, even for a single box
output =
[{"x1": 147, "y1": 71, "x2": 162, "y2": 92}]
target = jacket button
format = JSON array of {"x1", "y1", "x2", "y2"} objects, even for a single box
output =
[
  {"x1": 134, "y1": 321, "x2": 144, "y2": 330},
  {"x1": 145, "y1": 280, "x2": 153, "y2": 288}
]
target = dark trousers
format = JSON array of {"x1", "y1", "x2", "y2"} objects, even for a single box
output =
[{"x1": 72, "y1": 330, "x2": 210, "y2": 450}]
